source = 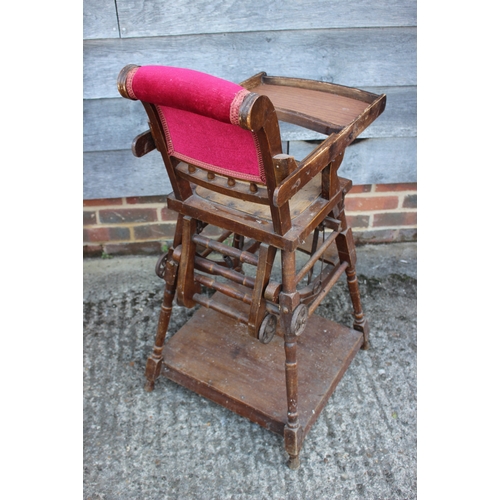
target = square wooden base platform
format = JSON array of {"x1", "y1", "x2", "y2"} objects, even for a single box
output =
[{"x1": 161, "y1": 293, "x2": 362, "y2": 446}]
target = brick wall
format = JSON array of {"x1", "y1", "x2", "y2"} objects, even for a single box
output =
[{"x1": 83, "y1": 183, "x2": 416, "y2": 257}]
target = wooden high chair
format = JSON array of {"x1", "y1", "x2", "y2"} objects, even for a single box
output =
[{"x1": 117, "y1": 65, "x2": 386, "y2": 469}]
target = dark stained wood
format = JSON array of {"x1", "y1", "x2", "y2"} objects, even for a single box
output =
[
  {"x1": 167, "y1": 188, "x2": 345, "y2": 253},
  {"x1": 248, "y1": 244, "x2": 277, "y2": 338},
  {"x1": 132, "y1": 130, "x2": 156, "y2": 157},
  {"x1": 194, "y1": 172, "x2": 322, "y2": 223},
  {"x1": 322, "y1": 151, "x2": 344, "y2": 200},
  {"x1": 194, "y1": 273, "x2": 253, "y2": 305},
  {"x1": 116, "y1": 64, "x2": 139, "y2": 99},
  {"x1": 293, "y1": 230, "x2": 339, "y2": 286},
  {"x1": 119, "y1": 66, "x2": 385, "y2": 468},
  {"x1": 191, "y1": 255, "x2": 256, "y2": 289},
  {"x1": 307, "y1": 261, "x2": 349, "y2": 316},
  {"x1": 176, "y1": 217, "x2": 199, "y2": 308},
  {"x1": 239, "y1": 92, "x2": 292, "y2": 236},
  {"x1": 273, "y1": 154, "x2": 297, "y2": 184},
  {"x1": 252, "y1": 83, "x2": 371, "y2": 135},
  {"x1": 144, "y1": 255, "x2": 178, "y2": 392},
  {"x1": 261, "y1": 75, "x2": 380, "y2": 103},
  {"x1": 192, "y1": 234, "x2": 259, "y2": 267},
  {"x1": 239, "y1": 71, "x2": 267, "y2": 89},
  {"x1": 175, "y1": 162, "x2": 269, "y2": 204},
  {"x1": 161, "y1": 290, "x2": 363, "y2": 437},
  {"x1": 296, "y1": 229, "x2": 340, "y2": 268}
]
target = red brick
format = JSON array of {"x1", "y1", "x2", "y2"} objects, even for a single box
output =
[
  {"x1": 403, "y1": 194, "x2": 417, "y2": 208},
  {"x1": 349, "y1": 184, "x2": 372, "y2": 194},
  {"x1": 104, "y1": 241, "x2": 164, "y2": 256},
  {"x1": 83, "y1": 226, "x2": 130, "y2": 243},
  {"x1": 374, "y1": 183, "x2": 417, "y2": 192},
  {"x1": 83, "y1": 211, "x2": 97, "y2": 226},
  {"x1": 125, "y1": 195, "x2": 169, "y2": 204},
  {"x1": 373, "y1": 212, "x2": 417, "y2": 227},
  {"x1": 99, "y1": 208, "x2": 158, "y2": 224},
  {"x1": 352, "y1": 229, "x2": 399, "y2": 244},
  {"x1": 345, "y1": 196, "x2": 399, "y2": 212},
  {"x1": 346, "y1": 214, "x2": 370, "y2": 229},
  {"x1": 133, "y1": 223, "x2": 176, "y2": 240},
  {"x1": 83, "y1": 244, "x2": 103, "y2": 258},
  {"x1": 161, "y1": 206, "x2": 179, "y2": 221},
  {"x1": 83, "y1": 198, "x2": 123, "y2": 207}
]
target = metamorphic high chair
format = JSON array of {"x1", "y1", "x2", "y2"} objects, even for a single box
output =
[{"x1": 117, "y1": 65, "x2": 386, "y2": 469}]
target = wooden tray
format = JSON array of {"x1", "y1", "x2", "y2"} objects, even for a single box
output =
[
  {"x1": 161, "y1": 291, "x2": 362, "y2": 446},
  {"x1": 244, "y1": 74, "x2": 385, "y2": 137}
]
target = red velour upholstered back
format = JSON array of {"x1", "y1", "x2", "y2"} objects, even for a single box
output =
[{"x1": 127, "y1": 66, "x2": 265, "y2": 184}]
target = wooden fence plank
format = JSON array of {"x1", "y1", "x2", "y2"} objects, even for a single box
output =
[
  {"x1": 84, "y1": 0, "x2": 119, "y2": 40},
  {"x1": 83, "y1": 137, "x2": 415, "y2": 199},
  {"x1": 289, "y1": 137, "x2": 417, "y2": 185},
  {"x1": 115, "y1": 0, "x2": 416, "y2": 38},
  {"x1": 84, "y1": 98, "x2": 149, "y2": 153},
  {"x1": 84, "y1": 150, "x2": 172, "y2": 200},
  {"x1": 83, "y1": 27, "x2": 416, "y2": 99},
  {"x1": 84, "y1": 86, "x2": 416, "y2": 153}
]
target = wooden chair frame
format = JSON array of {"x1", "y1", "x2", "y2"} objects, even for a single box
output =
[{"x1": 117, "y1": 65, "x2": 386, "y2": 469}]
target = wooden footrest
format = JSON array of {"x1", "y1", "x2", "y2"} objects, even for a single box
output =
[{"x1": 161, "y1": 291, "x2": 362, "y2": 443}]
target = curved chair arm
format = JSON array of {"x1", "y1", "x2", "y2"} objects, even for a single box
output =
[{"x1": 272, "y1": 93, "x2": 386, "y2": 208}]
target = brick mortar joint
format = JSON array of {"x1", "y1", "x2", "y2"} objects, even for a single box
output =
[
  {"x1": 83, "y1": 234, "x2": 172, "y2": 244},
  {"x1": 366, "y1": 223, "x2": 417, "y2": 230},
  {"x1": 347, "y1": 191, "x2": 417, "y2": 198},
  {"x1": 83, "y1": 202, "x2": 169, "y2": 210},
  {"x1": 346, "y1": 208, "x2": 417, "y2": 215},
  {"x1": 82, "y1": 197, "x2": 126, "y2": 208},
  {"x1": 83, "y1": 220, "x2": 177, "y2": 228}
]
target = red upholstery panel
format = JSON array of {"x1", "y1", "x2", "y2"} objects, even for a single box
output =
[
  {"x1": 128, "y1": 65, "x2": 265, "y2": 183},
  {"x1": 158, "y1": 106, "x2": 264, "y2": 183},
  {"x1": 129, "y1": 66, "x2": 243, "y2": 124}
]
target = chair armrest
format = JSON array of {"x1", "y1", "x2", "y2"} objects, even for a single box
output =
[
  {"x1": 132, "y1": 130, "x2": 157, "y2": 157},
  {"x1": 272, "y1": 93, "x2": 386, "y2": 207}
]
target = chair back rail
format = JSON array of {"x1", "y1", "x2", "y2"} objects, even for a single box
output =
[
  {"x1": 118, "y1": 64, "x2": 294, "y2": 236},
  {"x1": 117, "y1": 65, "x2": 386, "y2": 239}
]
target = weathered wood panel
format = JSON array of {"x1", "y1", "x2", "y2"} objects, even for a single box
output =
[
  {"x1": 83, "y1": 87, "x2": 416, "y2": 152},
  {"x1": 289, "y1": 137, "x2": 417, "y2": 185},
  {"x1": 83, "y1": 28, "x2": 416, "y2": 99},
  {"x1": 115, "y1": 0, "x2": 416, "y2": 38},
  {"x1": 83, "y1": 137, "x2": 415, "y2": 199},
  {"x1": 84, "y1": 150, "x2": 172, "y2": 199},
  {"x1": 84, "y1": 98, "x2": 149, "y2": 153},
  {"x1": 82, "y1": 0, "x2": 417, "y2": 201},
  {"x1": 83, "y1": 0, "x2": 119, "y2": 40}
]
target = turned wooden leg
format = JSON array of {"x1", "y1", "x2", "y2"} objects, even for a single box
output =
[
  {"x1": 145, "y1": 256, "x2": 179, "y2": 392},
  {"x1": 346, "y1": 266, "x2": 370, "y2": 350},
  {"x1": 280, "y1": 251, "x2": 304, "y2": 469},
  {"x1": 283, "y1": 327, "x2": 301, "y2": 470},
  {"x1": 336, "y1": 224, "x2": 370, "y2": 350}
]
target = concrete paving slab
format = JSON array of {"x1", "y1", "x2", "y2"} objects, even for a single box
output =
[{"x1": 83, "y1": 242, "x2": 416, "y2": 499}]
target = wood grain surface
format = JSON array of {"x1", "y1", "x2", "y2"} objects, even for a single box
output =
[{"x1": 161, "y1": 291, "x2": 363, "y2": 437}]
